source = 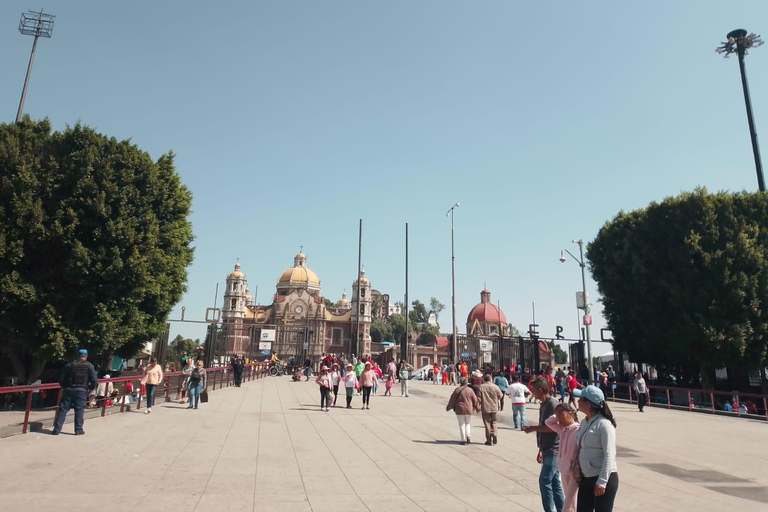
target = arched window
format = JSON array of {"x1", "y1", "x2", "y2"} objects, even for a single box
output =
[
  {"x1": 361, "y1": 288, "x2": 366, "y2": 297},
  {"x1": 360, "y1": 305, "x2": 365, "y2": 315},
  {"x1": 232, "y1": 282, "x2": 237, "y2": 291},
  {"x1": 231, "y1": 299, "x2": 237, "y2": 310}
]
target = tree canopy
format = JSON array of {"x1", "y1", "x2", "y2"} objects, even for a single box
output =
[
  {"x1": 0, "y1": 118, "x2": 194, "y2": 380},
  {"x1": 588, "y1": 188, "x2": 768, "y2": 387}
]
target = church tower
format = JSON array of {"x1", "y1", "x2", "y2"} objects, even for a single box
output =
[
  {"x1": 351, "y1": 269, "x2": 373, "y2": 356},
  {"x1": 223, "y1": 261, "x2": 247, "y2": 320}
]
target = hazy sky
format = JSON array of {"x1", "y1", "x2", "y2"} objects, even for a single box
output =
[{"x1": 3, "y1": 1, "x2": 767, "y2": 356}]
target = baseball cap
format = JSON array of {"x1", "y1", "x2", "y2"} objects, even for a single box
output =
[
  {"x1": 572, "y1": 385, "x2": 605, "y2": 406},
  {"x1": 78, "y1": 349, "x2": 88, "y2": 356}
]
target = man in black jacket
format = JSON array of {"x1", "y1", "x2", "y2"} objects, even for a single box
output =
[
  {"x1": 232, "y1": 355, "x2": 245, "y2": 387},
  {"x1": 52, "y1": 349, "x2": 98, "y2": 435}
]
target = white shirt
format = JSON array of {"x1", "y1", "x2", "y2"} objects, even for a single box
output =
[
  {"x1": 343, "y1": 372, "x2": 357, "y2": 388},
  {"x1": 507, "y1": 382, "x2": 530, "y2": 405},
  {"x1": 330, "y1": 371, "x2": 341, "y2": 386}
]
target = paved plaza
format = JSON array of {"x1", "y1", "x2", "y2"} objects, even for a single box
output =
[{"x1": 0, "y1": 376, "x2": 766, "y2": 512}]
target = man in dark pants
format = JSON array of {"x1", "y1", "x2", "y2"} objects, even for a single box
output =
[
  {"x1": 232, "y1": 355, "x2": 244, "y2": 387},
  {"x1": 52, "y1": 349, "x2": 98, "y2": 435}
]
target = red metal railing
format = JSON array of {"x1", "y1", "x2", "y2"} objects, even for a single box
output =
[
  {"x1": 0, "y1": 362, "x2": 269, "y2": 436},
  {"x1": 597, "y1": 381, "x2": 768, "y2": 421}
]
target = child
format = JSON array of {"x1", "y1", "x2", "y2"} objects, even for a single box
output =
[
  {"x1": 525, "y1": 402, "x2": 580, "y2": 512},
  {"x1": 384, "y1": 375, "x2": 394, "y2": 396},
  {"x1": 372, "y1": 371, "x2": 379, "y2": 396}
]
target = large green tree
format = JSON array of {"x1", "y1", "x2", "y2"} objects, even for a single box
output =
[
  {"x1": 0, "y1": 118, "x2": 194, "y2": 380},
  {"x1": 168, "y1": 334, "x2": 199, "y2": 366},
  {"x1": 370, "y1": 317, "x2": 393, "y2": 343},
  {"x1": 588, "y1": 188, "x2": 768, "y2": 387}
]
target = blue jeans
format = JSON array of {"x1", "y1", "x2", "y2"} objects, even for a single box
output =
[
  {"x1": 512, "y1": 404, "x2": 526, "y2": 428},
  {"x1": 188, "y1": 383, "x2": 202, "y2": 408},
  {"x1": 145, "y1": 384, "x2": 157, "y2": 408},
  {"x1": 557, "y1": 383, "x2": 565, "y2": 402},
  {"x1": 53, "y1": 387, "x2": 87, "y2": 433},
  {"x1": 539, "y1": 454, "x2": 565, "y2": 512}
]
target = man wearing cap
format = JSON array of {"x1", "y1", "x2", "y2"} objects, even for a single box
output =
[{"x1": 52, "y1": 349, "x2": 98, "y2": 435}]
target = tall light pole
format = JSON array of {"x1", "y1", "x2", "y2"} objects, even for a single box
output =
[
  {"x1": 446, "y1": 203, "x2": 460, "y2": 362},
  {"x1": 717, "y1": 29, "x2": 765, "y2": 192},
  {"x1": 560, "y1": 240, "x2": 594, "y2": 381},
  {"x1": 15, "y1": 10, "x2": 56, "y2": 123}
]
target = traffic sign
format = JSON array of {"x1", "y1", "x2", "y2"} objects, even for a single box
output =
[
  {"x1": 583, "y1": 315, "x2": 593, "y2": 326},
  {"x1": 260, "y1": 349, "x2": 271, "y2": 356},
  {"x1": 460, "y1": 352, "x2": 469, "y2": 358}
]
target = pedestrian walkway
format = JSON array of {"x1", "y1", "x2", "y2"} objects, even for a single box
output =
[{"x1": 1, "y1": 377, "x2": 766, "y2": 511}]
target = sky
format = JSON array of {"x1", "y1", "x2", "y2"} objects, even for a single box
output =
[{"x1": 2, "y1": 1, "x2": 768, "y2": 357}]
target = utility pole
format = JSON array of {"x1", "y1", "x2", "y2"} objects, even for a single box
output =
[
  {"x1": 446, "y1": 203, "x2": 460, "y2": 362},
  {"x1": 403, "y1": 223, "x2": 409, "y2": 363},
  {"x1": 16, "y1": 10, "x2": 56, "y2": 123},
  {"x1": 355, "y1": 219, "x2": 362, "y2": 357},
  {"x1": 717, "y1": 29, "x2": 765, "y2": 191},
  {"x1": 561, "y1": 240, "x2": 594, "y2": 381}
]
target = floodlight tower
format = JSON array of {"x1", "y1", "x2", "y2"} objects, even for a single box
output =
[
  {"x1": 16, "y1": 10, "x2": 56, "y2": 123},
  {"x1": 717, "y1": 29, "x2": 765, "y2": 191}
]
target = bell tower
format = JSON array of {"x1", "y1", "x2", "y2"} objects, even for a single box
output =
[
  {"x1": 223, "y1": 261, "x2": 247, "y2": 320},
  {"x1": 351, "y1": 269, "x2": 373, "y2": 356}
]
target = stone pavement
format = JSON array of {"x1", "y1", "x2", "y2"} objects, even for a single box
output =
[{"x1": 0, "y1": 376, "x2": 766, "y2": 512}]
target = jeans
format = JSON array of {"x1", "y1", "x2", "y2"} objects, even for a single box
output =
[
  {"x1": 638, "y1": 393, "x2": 647, "y2": 412},
  {"x1": 362, "y1": 386, "x2": 372, "y2": 406},
  {"x1": 188, "y1": 383, "x2": 202, "y2": 408},
  {"x1": 456, "y1": 414, "x2": 471, "y2": 441},
  {"x1": 401, "y1": 379, "x2": 409, "y2": 397},
  {"x1": 539, "y1": 454, "x2": 565, "y2": 512},
  {"x1": 320, "y1": 387, "x2": 330, "y2": 409},
  {"x1": 145, "y1": 384, "x2": 157, "y2": 408},
  {"x1": 53, "y1": 387, "x2": 87, "y2": 433},
  {"x1": 577, "y1": 473, "x2": 619, "y2": 512},
  {"x1": 557, "y1": 383, "x2": 565, "y2": 402},
  {"x1": 512, "y1": 404, "x2": 526, "y2": 428}
]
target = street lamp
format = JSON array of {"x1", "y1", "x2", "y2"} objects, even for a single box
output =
[
  {"x1": 15, "y1": 10, "x2": 56, "y2": 123},
  {"x1": 560, "y1": 240, "x2": 594, "y2": 382},
  {"x1": 717, "y1": 29, "x2": 765, "y2": 192},
  {"x1": 446, "y1": 203, "x2": 460, "y2": 362}
]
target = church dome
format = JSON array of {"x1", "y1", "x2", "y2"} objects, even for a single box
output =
[
  {"x1": 337, "y1": 291, "x2": 351, "y2": 308},
  {"x1": 277, "y1": 252, "x2": 321, "y2": 290},
  {"x1": 229, "y1": 261, "x2": 244, "y2": 279},
  {"x1": 466, "y1": 289, "x2": 507, "y2": 325}
]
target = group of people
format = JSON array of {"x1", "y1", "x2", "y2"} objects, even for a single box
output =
[
  {"x1": 444, "y1": 370, "x2": 619, "y2": 512},
  {"x1": 312, "y1": 354, "x2": 415, "y2": 411},
  {"x1": 430, "y1": 361, "x2": 470, "y2": 385}
]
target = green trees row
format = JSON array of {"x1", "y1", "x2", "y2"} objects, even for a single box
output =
[
  {"x1": 589, "y1": 188, "x2": 768, "y2": 387},
  {"x1": 0, "y1": 118, "x2": 194, "y2": 380}
]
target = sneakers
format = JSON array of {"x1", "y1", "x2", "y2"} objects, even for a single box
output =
[
  {"x1": 484, "y1": 441, "x2": 492, "y2": 446},
  {"x1": 75, "y1": 431, "x2": 85, "y2": 436},
  {"x1": 492, "y1": 435, "x2": 497, "y2": 445},
  {"x1": 51, "y1": 430, "x2": 60, "y2": 436}
]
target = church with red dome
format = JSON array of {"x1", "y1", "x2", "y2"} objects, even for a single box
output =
[{"x1": 466, "y1": 289, "x2": 510, "y2": 336}]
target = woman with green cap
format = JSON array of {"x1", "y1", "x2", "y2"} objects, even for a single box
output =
[{"x1": 571, "y1": 385, "x2": 619, "y2": 511}]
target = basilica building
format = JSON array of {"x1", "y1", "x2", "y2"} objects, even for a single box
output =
[{"x1": 218, "y1": 252, "x2": 388, "y2": 360}]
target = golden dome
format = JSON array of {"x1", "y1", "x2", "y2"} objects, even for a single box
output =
[
  {"x1": 357, "y1": 269, "x2": 369, "y2": 284},
  {"x1": 277, "y1": 252, "x2": 321, "y2": 290},
  {"x1": 228, "y1": 261, "x2": 244, "y2": 279},
  {"x1": 337, "y1": 292, "x2": 351, "y2": 307}
]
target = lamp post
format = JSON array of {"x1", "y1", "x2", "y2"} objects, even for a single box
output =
[
  {"x1": 717, "y1": 29, "x2": 765, "y2": 192},
  {"x1": 446, "y1": 203, "x2": 460, "y2": 363},
  {"x1": 15, "y1": 10, "x2": 55, "y2": 123},
  {"x1": 560, "y1": 240, "x2": 594, "y2": 382}
]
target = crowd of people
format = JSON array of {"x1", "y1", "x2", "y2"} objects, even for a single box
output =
[{"x1": 444, "y1": 367, "x2": 619, "y2": 512}]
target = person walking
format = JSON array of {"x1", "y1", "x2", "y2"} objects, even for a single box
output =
[
  {"x1": 142, "y1": 357, "x2": 164, "y2": 414},
  {"x1": 354, "y1": 359, "x2": 365, "y2": 395},
  {"x1": 525, "y1": 403, "x2": 581, "y2": 512},
  {"x1": 446, "y1": 377, "x2": 480, "y2": 445},
  {"x1": 330, "y1": 363, "x2": 342, "y2": 406},
  {"x1": 478, "y1": 373, "x2": 504, "y2": 445},
  {"x1": 632, "y1": 372, "x2": 649, "y2": 413},
  {"x1": 572, "y1": 385, "x2": 619, "y2": 512},
  {"x1": 359, "y1": 362, "x2": 376, "y2": 409},
  {"x1": 386, "y1": 359, "x2": 397, "y2": 380},
  {"x1": 187, "y1": 360, "x2": 207, "y2": 409},
  {"x1": 180, "y1": 357, "x2": 194, "y2": 403},
  {"x1": 52, "y1": 349, "x2": 98, "y2": 435},
  {"x1": 303, "y1": 357, "x2": 313, "y2": 381},
  {"x1": 316, "y1": 366, "x2": 332, "y2": 411},
  {"x1": 432, "y1": 363, "x2": 441, "y2": 385},
  {"x1": 507, "y1": 375, "x2": 530, "y2": 430},
  {"x1": 448, "y1": 363, "x2": 457, "y2": 385},
  {"x1": 384, "y1": 375, "x2": 394, "y2": 395},
  {"x1": 494, "y1": 371, "x2": 509, "y2": 412},
  {"x1": 232, "y1": 355, "x2": 244, "y2": 387},
  {"x1": 399, "y1": 361, "x2": 413, "y2": 397},
  {"x1": 441, "y1": 364, "x2": 449, "y2": 385},
  {"x1": 459, "y1": 361, "x2": 469, "y2": 380},
  {"x1": 343, "y1": 363, "x2": 358, "y2": 408},
  {"x1": 529, "y1": 377, "x2": 565, "y2": 512},
  {"x1": 567, "y1": 371, "x2": 582, "y2": 408}
]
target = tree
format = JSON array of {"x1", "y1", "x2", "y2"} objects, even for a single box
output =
[
  {"x1": 588, "y1": 188, "x2": 768, "y2": 388},
  {"x1": 386, "y1": 314, "x2": 415, "y2": 344},
  {"x1": 370, "y1": 317, "x2": 393, "y2": 343},
  {"x1": 168, "y1": 335, "x2": 198, "y2": 365},
  {"x1": 429, "y1": 297, "x2": 445, "y2": 322},
  {"x1": 409, "y1": 300, "x2": 429, "y2": 324},
  {"x1": 0, "y1": 118, "x2": 194, "y2": 380},
  {"x1": 546, "y1": 341, "x2": 568, "y2": 365},
  {"x1": 323, "y1": 298, "x2": 336, "y2": 309}
]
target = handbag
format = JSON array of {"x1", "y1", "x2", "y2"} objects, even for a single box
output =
[{"x1": 200, "y1": 390, "x2": 209, "y2": 403}]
